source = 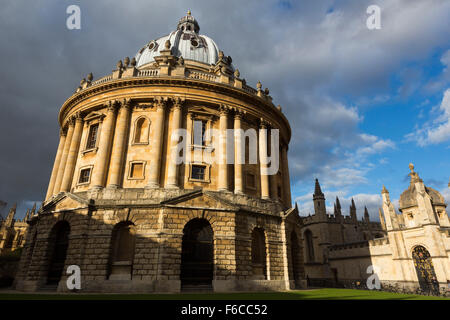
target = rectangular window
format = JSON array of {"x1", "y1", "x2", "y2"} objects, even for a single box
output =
[
  {"x1": 191, "y1": 165, "x2": 206, "y2": 180},
  {"x1": 130, "y1": 163, "x2": 144, "y2": 179},
  {"x1": 79, "y1": 168, "x2": 91, "y2": 184},
  {"x1": 193, "y1": 120, "x2": 207, "y2": 146},
  {"x1": 86, "y1": 124, "x2": 99, "y2": 149},
  {"x1": 246, "y1": 173, "x2": 256, "y2": 189}
]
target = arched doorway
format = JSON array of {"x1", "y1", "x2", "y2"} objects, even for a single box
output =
[
  {"x1": 108, "y1": 221, "x2": 136, "y2": 280},
  {"x1": 180, "y1": 218, "x2": 213, "y2": 288},
  {"x1": 47, "y1": 221, "x2": 70, "y2": 285},
  {"x1": 251, "y1": 228, "x2": 267, "y2": 279},
  {"x1": 290, "y1": 231, "x2": 301, "y2": 287},
  {"x1": 412, "y1": 245, "x2": 439, "y2": 294}
]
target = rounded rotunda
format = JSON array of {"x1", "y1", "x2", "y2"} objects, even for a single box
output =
[{"x1": 15, "y1": 12, "x2": 305, "y2": 293}]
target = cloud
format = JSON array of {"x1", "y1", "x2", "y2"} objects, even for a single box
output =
[
  {"x1": 406, "y1": 88, "x2": 450, "y2": 146},
  {"x1": 0, "y1": 0, "x2": 448, "y2": 215}
]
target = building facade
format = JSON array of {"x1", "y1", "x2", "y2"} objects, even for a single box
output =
[
  {"x1": 299, "y1": 179, "x2": 386, "y2": 282},
  {"x1": 15, "y1": 13, "x2": 306, "y2": 293},
  {"x1": 0, "y1": 204, "x2": 33, "y2": 254},
  {"x1": 303, "y1": 164, "x2": 450, "y2": 296}
]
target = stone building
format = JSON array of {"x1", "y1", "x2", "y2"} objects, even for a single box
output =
[
  {"x1": 15, "y1": 12, "x2": 306, "y2": 293},
  {"x1": 0, "y1": 204, "x2": 33, "y2": 254},
  {"x1": 305, "y1": 164, "x2": 450, "y2": 295},
  {"x1": 299, "y1": 179, "x2": 385, "y2": 282}
]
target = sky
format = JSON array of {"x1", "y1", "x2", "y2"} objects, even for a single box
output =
[{"x1": 0, "y1": 0, "x2": 449, "y2": 221}]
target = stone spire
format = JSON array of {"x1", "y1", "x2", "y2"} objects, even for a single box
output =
[
  {"x1": 335, "y1": 197, "x2": 342, "y2": 216},
  {"x1": 24, "y1": 209, "x2": 30, "y2": 222},
  {"x1": 5, "y1": 203, "x2": 16, "y2": 227},
  {"x1": 314, "y1": 178, "x2": 324, "y2": 197},
  {"x1": 381, "y1": 185, "x2": 388, "y2": 194},
  {"x1": 350, "y1": 198, "x2": 357, "y2": 223},
  {"x1": 313, "y1": 179, "x2": 326, "y2": 219},
  {"x1": 364, "y1": 206, "x2": 370, "y2": 222}
]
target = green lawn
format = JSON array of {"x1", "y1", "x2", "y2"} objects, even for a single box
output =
[{"x1": 0, "y1": 288, "x2": 448, "y2": 300}]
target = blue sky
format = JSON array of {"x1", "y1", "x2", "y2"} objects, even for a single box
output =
[{"x1": 0, "y1": 0, "x2": 449, "y2": 221}]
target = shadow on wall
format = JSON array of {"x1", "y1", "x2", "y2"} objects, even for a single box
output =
[{"x1": 13, "y1": 206, "x2": 305, "y2": 293}]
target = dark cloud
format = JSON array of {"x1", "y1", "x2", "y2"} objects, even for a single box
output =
[{"x1": 1, "y1": 0, "x2": 449, "y2": 217}]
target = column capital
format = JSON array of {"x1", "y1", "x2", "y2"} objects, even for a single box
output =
[
  {"x1": 172, "y1": 97, "x2": 185, "y2": 109},
  {"x1": 219, "y1": 104, "x2": 231, "y2": 115},
  {"x1": 154, "y1": 97, "x2": 168, "y2": 110},
  {"x1": 106, "y1": 100, "x2": 119, "y2": 112},
  {"x1": 259, "y1": 118, "x2": 269, "y2": 129},
  {"x1": 234, "y1": 109, "x2": 246, "y2": 120},
  {"x1": 120, "y1": 98, "x2": 133, "y2": 109},
  {"x1": 59, "y1": 128, "x2": 67, "y2": 137}
]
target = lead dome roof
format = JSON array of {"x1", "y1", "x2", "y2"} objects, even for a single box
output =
[{"x1": 135, "y1": 11, "x2": 223, "y2": 68}]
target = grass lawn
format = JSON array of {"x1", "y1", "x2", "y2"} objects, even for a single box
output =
[{"x1": 0, "y1": 288, "x2": 448, "y2": 300}]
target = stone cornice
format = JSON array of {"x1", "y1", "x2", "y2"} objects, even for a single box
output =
[{"x1": 59, "y1": 76, "x2": 292, "y2": 143}]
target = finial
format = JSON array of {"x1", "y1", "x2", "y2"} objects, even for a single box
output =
[
  {"x1": 218, "y1": 51, "x2": 224, "y2": 60},
  {"x1": 234, "y1": 69, "x2": 240, "y2": 78},
  {"x1": 277, "y1": 104, "x2": 282, "y2": 111},
  {"x1": 256, "y1": 81, "x2": 262, "y2": 90},
  {"x1": 187, "y1": 10, "x2": 191, "y2": 16},
  {"x1": 409, "y1": 163, "x2": 414, "y2": 173},
  {"x1": 87, "y1": 73, "x2": 93, "y2": 82},
  {"x1": 382, "y1": 185, "x2": 389, "y2": 194}
]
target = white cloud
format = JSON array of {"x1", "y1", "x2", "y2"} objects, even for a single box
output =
[{"x1": 407, "y1": 89, "x2": 450, "y2": 146}]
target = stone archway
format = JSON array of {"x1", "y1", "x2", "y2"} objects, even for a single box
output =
[
  {"x1": 412, "y1": 245, "x2": 439, "y2": 294},
  {"x1": 180, "y1": 218, "x2": 213, "y2": 289},
  {"x1": 47, "y1": 221, "x2": 70, "y2": 285}
]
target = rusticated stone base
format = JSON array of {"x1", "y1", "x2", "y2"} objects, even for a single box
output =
[{"x1": 13, "y1": 188, "x2": 305, "y2": 293}]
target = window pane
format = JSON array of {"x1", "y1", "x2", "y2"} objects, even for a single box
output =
[
  {"x1": 86, "y1": 124, "x2": 98, "y2": 149},
  {"x1": 192, "y1": 165, "x2": 205, "y2": 180},
  {"x1": 130, "y1": 163, "x2": 144, "y2": 178},
  {"x1": 79, "y1": 168, "x2": 91, "y2": 183}
]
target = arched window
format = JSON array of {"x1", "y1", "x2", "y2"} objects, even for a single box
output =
[
  {"x1": 108, "y1": 221, "x2": 136, "y2": 280},
  {"x1": 251, "y1": 228, "x2": 267, "y2": 279},
  {"x1": 304, "y1": 230, "x2": 315, "y2": 262},
  {"x1": 47, "y1": 221, "x2": 70, "y2": 285},
  {"x1": 133, "y1": 117, "x2": 149, "y2": 144}
]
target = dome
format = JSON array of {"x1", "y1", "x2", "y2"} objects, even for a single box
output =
[
  {"x1": 399, "y1": 185, "x2": 446, "y2": 209},
  {"x1": 399, "y1": 164, "x2": 446, "y2": 209},
  {"x1": 135, "y1": 11, "x2": 221, "y2": 68}
]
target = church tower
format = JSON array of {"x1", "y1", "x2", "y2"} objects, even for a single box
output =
[{"x1": 313, "y1": 178, "x2": 326, "y2": 220}]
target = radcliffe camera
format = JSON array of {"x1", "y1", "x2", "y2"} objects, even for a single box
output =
[{"x1": 0, "y1": 0, "x2": 449, "y2": 316}]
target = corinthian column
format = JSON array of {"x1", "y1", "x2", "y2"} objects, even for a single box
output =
[
  {"x1": 234, "y1": 111, "x2": 244, "y2": 194},
  {"x1": 259, "y1": 121, "x2": 270, "y2": 199},
  {"x1": 91, "y1": 101, "x2": 117, "y2": 189},
  {"x1": 147, "y1": 98, "x2": 166, "y2": 188},
  {"x1": 60, "y1": 114, "x2": 83, "y2": 192},
  {"x1": 107, "y1": 99, "x2": 132, "y2": 188},
  {"x1": 45, "y1": 129, "x2": 67, "y2": 200},
  {"x1": 281, "y1": 145, "x2": 292, "y2": 206},
  {"x1": 54, "y1": 122, "x2": 74, "y2": 194},
  {"x1": 166, "y1": 98, "x2": 183, "y2": 188},
  {"x1": 218, "y1": 105, "x2": 229, "y2": 191}
]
